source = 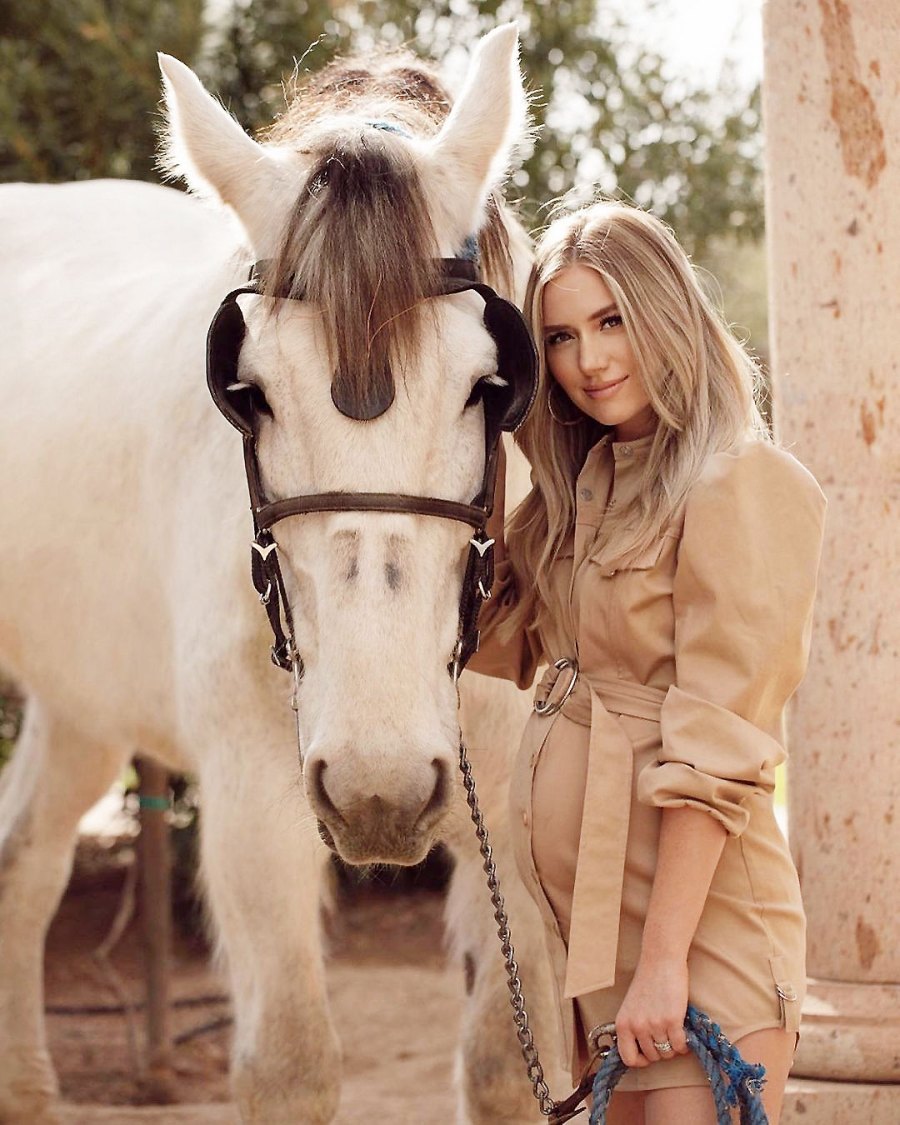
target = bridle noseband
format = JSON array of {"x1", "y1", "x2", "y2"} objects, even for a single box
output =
[{"x1": 205, "y1": 255, "x2": 537, "y2": 687}]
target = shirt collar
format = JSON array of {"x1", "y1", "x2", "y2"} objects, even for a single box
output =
[
  {"x1": 612, "y1": 432, "x2": 654, "y2": 462},
  {"x1": 585, "y1": 431, "x2": 655, "y2": 465}
]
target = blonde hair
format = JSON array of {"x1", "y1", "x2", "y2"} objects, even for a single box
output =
[{"x1": 504, "y1": 201, "x2": 768, "y2": 637}]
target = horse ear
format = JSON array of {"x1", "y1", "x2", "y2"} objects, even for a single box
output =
[
  {"x1": 423, "y1": 24, "x2": 528, "y2": 251},
  {"x1": 157, "y1": 54, "x2": 304, "y2": 257}
]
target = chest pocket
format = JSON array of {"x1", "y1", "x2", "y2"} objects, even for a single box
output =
[
  {"x1": 592, "y1": 536, "x2": 669, "y2": 579},
  {"x1": 586, "y1": 533, "x2": 678, "y2": 679}
]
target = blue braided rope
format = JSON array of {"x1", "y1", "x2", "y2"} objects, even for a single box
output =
[{"x1": 588, "y1": 1006, "x2": 768, "y2": 1125}]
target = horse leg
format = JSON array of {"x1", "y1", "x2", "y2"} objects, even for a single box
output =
[
  {"x1": 0, "y1": 698, "x2": 129, "y2": 1125},
  {"x1": 448, "y1": 829, "x2": 568, "y2": 1125},
  {"x1": 449, "y1": 679, "x2": 569, "y2": 1125},
  {"x1": 198, "y1": 745, "x2": 340, "y2": 1125}
]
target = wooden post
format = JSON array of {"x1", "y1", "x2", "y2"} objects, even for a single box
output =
[{"x1": 136, "y1": 757, "x2": 174, "y2": 1092}]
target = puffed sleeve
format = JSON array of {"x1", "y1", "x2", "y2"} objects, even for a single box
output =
[
  {"x1": 466, "y1": 447, "x2": 543, "y2": 690},
  {"x1": 637, "y1": 442, "x2": 826, "y2": 835}
]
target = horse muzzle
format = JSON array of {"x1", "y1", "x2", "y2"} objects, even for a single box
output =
[{"x1": 305, "y1": 755, "x2": 451, "y2": 865}]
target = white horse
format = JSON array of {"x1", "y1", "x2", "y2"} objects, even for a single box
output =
[{"x1": 0, "y1": 25, "x2": 564, "y2": 1125}]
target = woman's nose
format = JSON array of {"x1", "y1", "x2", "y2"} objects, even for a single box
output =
[{"x1": 579, "y1": 336, "x2": 611, "y2": 374}]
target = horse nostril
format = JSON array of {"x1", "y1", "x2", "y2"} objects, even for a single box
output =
[
  {"x1": 417, "y1": 758, "x2": 450, "y2": 827},
  {"x1": 309, "y1": 758, "x2": 341, "y2": 823}
]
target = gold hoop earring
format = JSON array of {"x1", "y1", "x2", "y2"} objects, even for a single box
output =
[{"x1": 547, "y1": 381, "x2": 582, "y2": 427}]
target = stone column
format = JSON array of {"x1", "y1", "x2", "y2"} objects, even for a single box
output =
[{"x1": 762, "y1": 0, "x2": 899, "y2": 1119}]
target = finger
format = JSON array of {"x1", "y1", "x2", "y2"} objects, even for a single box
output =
[
  {"x1": 669, "y1": 1027, "x2": 690, "y2": 1055},
  {"x1": 618, "y1": 1034, "x2": 649, "y2": 1068},
  {"x1": 648, "y1": 1028, "x2": 676, "y2": 1061},
  {"x1": 637, "y1": 1034, "x2": 661, "y2": 1064}
]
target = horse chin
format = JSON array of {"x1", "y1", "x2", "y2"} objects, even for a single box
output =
[{"x1": 319, "y1": 819, "x2": 435, "y2": 867}]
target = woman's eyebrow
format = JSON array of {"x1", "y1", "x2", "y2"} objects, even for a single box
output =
[{"x1": 543, "y1": 303, "x2": 619, "y2": 332}]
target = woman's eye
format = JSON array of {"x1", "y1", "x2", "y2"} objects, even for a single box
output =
[
  {"x1": 545, "y1": 330, "x2": 571, "y2": 347},
  {"x1": 600, "y1": 314, "x2": 623, "y2": 330}
]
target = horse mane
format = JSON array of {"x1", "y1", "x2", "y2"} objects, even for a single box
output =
[{"x1": 260, "y1": 52, "x2": 514, "y2": 416}]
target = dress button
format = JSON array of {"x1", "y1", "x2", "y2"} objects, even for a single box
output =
[
  {"x1": 620, "y1": 444, "x2": 632, "y2": 456},
  {"x1": 579, "y1": 487, "x2": 593, "y2": 501},
  {"x1": 522, "y1": 811, "x2": 529, "y2": 827}
]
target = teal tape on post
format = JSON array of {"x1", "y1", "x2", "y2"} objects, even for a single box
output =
[{"x1": 138, "y1": 794, "x2": 171, "y2": 812}]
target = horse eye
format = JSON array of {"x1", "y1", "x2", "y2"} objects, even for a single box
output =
[
  {"x1": 227, "y1": 381, "x2": 274, "y2": 419},
  {"x1": 464, "y1": 381, "x2": 485, "y2": 410},
  {"x1": 249, "y1": 387, "x2": 274, "y2": 419},
  {"x1": 464, "y1": 371, "x2": 506, "y2": 411}
]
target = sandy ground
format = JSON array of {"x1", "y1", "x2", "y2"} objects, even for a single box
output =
[
  {"x1": 40, "y1": 836, "x2": 864, "y2": 1125},
  {"x1": 47, "y1": 846, "x2": 473, "y2": 1125}
]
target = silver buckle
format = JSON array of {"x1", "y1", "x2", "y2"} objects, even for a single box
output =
[
  {"x1": 533, "y1": 657, "x2": 579, "y2": 716},
  {"x1": 587, "y1": 1021, "x2": 617, "y2": 1056}
]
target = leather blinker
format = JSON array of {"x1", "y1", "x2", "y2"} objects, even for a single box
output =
[
  {"x1": 206, "y1": 287, "x2": 272, "y2": 436},
  {"x1": 481, "y1": 293, "x2": 537, "y2": 433}
]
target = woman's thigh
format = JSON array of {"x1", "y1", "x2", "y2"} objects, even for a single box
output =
[
  {"x1": 606, "y1": 1090, "x2": 645, "y2": 1124},
  {"x1": 606, "y1": 1085, "x2": 721, "y2": 1124},
  {"x1": 730, "y1": 1027, "x2": 796, "y2": 1122},
  {"x1": 636, "y1": 1026, "x2": 796, "y2": 1124}
]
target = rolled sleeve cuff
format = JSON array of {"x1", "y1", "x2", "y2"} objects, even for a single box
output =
[{"x1": 637, "y1": 686, "x2": 787, "y2": 837}]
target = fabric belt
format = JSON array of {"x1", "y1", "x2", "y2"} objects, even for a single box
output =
[{"x1": 533, "y1": 660, "x2": 666, "y2": 999}]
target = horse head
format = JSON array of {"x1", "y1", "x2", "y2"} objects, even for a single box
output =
[{"x1": 158, "y1": 27, "x2": 533, "y2": 865}]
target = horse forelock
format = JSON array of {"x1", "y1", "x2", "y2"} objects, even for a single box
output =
[
  {"x1": 258, "y1": 53, "x2": 517, "y2": 417},
  {"x1": 264, "y1": 124, "x2": 440, "y2": 418}
]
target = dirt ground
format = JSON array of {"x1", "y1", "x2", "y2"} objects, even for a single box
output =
[{"x1": 47, "y1": 841, "x2": 474, "y2": 1124}]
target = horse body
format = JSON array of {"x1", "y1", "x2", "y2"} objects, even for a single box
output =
[
  {"x1": 1, "y1": 180, "x2": 238, "y2": 764},
  {"x1": 0, "y1": 28, "x2": 564, "y2": 1125}
]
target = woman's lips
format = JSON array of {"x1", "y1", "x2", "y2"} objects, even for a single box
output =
[{"x1": 584, "y1": 375, "x2": 628, "y2": 400}]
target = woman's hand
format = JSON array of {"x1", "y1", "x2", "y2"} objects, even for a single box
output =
[
  {"x1": 612, "y1": 807, "x2": 727, "y2": 1067},
  {"x1": 613, "y1": 956, "x2": 690, "y2": 1067}
]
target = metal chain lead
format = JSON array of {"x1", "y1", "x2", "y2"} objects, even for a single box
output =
[{"x1": 457, "y1": 739, "x2": 557, "y2": 1118}]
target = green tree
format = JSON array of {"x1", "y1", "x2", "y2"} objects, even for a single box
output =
[
  {"x1": 196, "y1": 0, "x2": 349, "y2": 126},
  {"x1": 2, "y1": 0, "x2": 763, "y2": 259},
  {"x1": 337, "y1": 0, "x2": 763, "y2": 256},
  {"x1": 0, "y1": 0, "x2": 204, "y2": 182}
]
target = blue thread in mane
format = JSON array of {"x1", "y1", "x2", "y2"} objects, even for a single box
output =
[
  {"x1": 365, "y1": 120, "x2": 479, "y2": 267},
  {"x1": 459, "y1": 234, "x2": 480, "y2": 263},
  {"x1": 366, "y1": 119, "x2": 413, "y2": 138}
]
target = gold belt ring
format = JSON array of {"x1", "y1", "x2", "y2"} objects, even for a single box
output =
[{"x1": 533, "y1": 656, "x2": 579, "y2": 716}]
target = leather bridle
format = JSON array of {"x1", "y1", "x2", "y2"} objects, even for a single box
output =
[{"x1": 205, "y1": 256, "x2": 537, "y2": 687}]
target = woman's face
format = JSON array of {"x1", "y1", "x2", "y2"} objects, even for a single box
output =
[{"x1": 541, "y1": 263, "x2": 656, "y2": 441}]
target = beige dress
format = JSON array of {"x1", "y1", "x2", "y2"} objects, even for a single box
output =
[{"x1": 469, "y1": 433, "x2": 826, "y2": 1091}]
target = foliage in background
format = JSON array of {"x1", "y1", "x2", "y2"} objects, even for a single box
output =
[
  {"x1": 2, "y1": 0, "x2": 763, "y2": 260},
  {"x1": 0, "y1": 0, "x2": 204, "y2": 182},
  {"x1": 344, "y1": 0, "x2": 764, "y2": 258}
]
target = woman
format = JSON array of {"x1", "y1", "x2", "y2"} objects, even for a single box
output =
[{"x1": 470, "y1": 202, "x2": 825, "y2": 1123}]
